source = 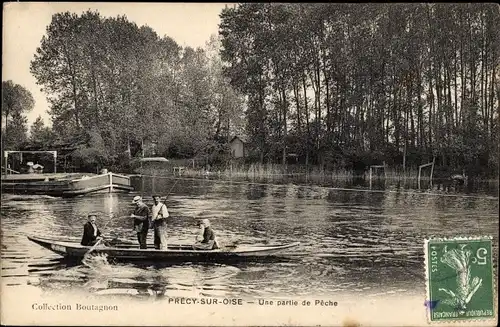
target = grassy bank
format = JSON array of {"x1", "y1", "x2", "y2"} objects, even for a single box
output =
[
  {"x1": 136, "y1": 163, "x2": 454, "y2": 182},
  {"x1": 133, "y1": 164, "x2": 498, "y2": 196}
]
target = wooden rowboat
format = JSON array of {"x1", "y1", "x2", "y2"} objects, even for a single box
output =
[{"x1": 27, "y1": 235, "x2": 300, "y2": 262}]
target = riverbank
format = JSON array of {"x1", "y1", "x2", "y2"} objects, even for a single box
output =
[
  {"x1": 135, "y1": 163, "x2": 498, "y2": 182},
  {"x1": 133, "y1": 165, "x2": 498, "y2": 197}
]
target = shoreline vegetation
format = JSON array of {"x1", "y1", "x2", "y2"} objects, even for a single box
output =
[
  {"x1": 132, "y1": 164, "x2": 499, "y2": 198},
  {"x1": 134, "y1": 164, "x2": 499, "y2": 185}
]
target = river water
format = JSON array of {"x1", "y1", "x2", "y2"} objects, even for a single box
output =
[{"x1": 1, "y1": 177, "x2": 498, "y2": 302}]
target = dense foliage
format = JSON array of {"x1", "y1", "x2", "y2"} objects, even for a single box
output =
[
  {"x1": 1, "y1": 81, "x2": 34, "y2": 151},
  {"x1": 28, "y1": 11, "x2": 244, "y2": 171},
  {"x1": 2, "y1": 4, "x2": 499, "y2": 178},
  {"x1": 219, "y1": 3, "x2": 499, "y2": 177}
]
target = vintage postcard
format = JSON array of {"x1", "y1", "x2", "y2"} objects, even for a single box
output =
[{"x1": 1, "y1": 2, "x2": 498, "y2": 326}]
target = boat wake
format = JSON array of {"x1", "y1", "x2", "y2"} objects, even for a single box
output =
[
  {"x1": 81, "y1": 253, "x2": 159, "y2": 279},
  {"x1": 82, "y1": 253, "x2": 112, "y2": 271},
  {"x1": 71, "y1": 252, "x2": 242, "y2": 297},
  {"x1": 28, "y1": 253, "x2": 242, "y2": 299}
]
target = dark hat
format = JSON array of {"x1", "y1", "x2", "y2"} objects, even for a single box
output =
[{"x1": 198, "y1": 219, "x2": 210, "y2": 227}]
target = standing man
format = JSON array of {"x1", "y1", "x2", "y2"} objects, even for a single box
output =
[
  {"x1": 151, "y1": 195, "x2": 169, "y2": 250},
  {"x1": 131, "y1": 195, "x2": 151, "y2": 249},
  {"x1": 81, "y1": 214, "x2": 102, "y2": 246}
]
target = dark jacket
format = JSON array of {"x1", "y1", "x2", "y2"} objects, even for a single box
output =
[
  {"x1": 81, "y1": 222, "x2": 101, "y2": 246},
  {"x1": 202, "y1": 226, "x2": 219, "y2": 249},
  {"x1": 133, "y1": 203, "x2": 151, "y2": 233}
]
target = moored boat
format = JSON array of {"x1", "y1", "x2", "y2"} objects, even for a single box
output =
[
  {"x1": 27, "y1": 235, "x2": 300, "y2": 262},
  {"x1": 1, "y1": 172, "x2": 134, "y2": 197},
  {"x1": 2, "y1": 150, "x2": 134, "y2": 197}
]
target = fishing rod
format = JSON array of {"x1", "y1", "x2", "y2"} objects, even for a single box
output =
[
  {"x1": 164, "y1": 177, "x2": 179, "y2": 198},
  {"x1": 101, "y1": 212, "x2": 127, "y2": 230},
  {"x1": 161, "y1": 141, "x2": 212, "y2": 199},
  {"x1": 86, "y1": 142, "x2": 212, "y2": 251},
  {"x1": 147, "y1": 144, "x2": 207, "y2": 199}
]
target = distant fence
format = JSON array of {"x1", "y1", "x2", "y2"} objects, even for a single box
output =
[{"x1": 1, "y1": 166, "x2": 20, "y2": 174}]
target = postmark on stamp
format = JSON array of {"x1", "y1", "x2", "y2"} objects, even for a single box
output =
[{"x1": 425, "y1": 236, "x2": 496, "y2": 322}]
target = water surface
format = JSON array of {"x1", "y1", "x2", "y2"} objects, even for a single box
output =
[{"x1": 1, "y1": 177, "x2": 498, "y2": 301}]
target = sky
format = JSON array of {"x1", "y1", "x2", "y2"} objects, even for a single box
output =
[{"x1": 2, "y1": 2, "x2": 229, "y2": 128}]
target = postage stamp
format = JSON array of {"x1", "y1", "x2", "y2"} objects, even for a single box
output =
[{"x1": 425, "y1": 237, "x2": 496, "y2": 322}]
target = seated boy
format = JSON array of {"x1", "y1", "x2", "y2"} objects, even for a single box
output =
[{"x1": 193, "y1": 219, "x2": 219, "y2": 250}]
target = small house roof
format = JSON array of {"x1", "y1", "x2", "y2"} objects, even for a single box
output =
[
  {"x1": 229, "y1": 135, "x2": 247, "y2": 144},
  {"x1": 139, "y1": 157, "x2": 169, "y2": 162}
]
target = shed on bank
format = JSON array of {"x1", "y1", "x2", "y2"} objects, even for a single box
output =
[{"x1": 229, "y1": 136, "x2": 246, "y2": 159}]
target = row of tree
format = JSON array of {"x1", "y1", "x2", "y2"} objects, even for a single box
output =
[
  {"x1": 219, "y1": 3, "x2": 499, "y2": 176},
  {"x1": 2, "y1": 4, "x2": 498, "y2": 177},
  {"x1": 25, "y1": 10, "x2": 244, "y2": 171}
]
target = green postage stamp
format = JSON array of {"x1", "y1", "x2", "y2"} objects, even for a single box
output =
[{"x1": 425, "y1": 236, "x2": 496, "y2": 322}]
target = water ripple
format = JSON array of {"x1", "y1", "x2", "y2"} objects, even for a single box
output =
[{"x1": 2, "y1": 182, "x2": 498, "y2": 299}]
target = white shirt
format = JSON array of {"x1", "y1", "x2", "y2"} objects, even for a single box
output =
[
  {"x1": 91, "y1": 223, "x2": 98, "y2": 237},
  {"x1": 151, "y1": 202, "x2": 169, "y2": 221}
]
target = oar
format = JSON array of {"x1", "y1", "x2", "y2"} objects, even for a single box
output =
[
  {"x1": 84, "y1": 237, "x2": 103, "y2": 256},
  {"x1": 80, "y1": 211, "x2": 120, "y2": 257}
]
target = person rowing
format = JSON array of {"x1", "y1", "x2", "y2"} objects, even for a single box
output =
[
  {"x1": 193, "y1": 219, "x2": 219, "y2": 250},
  {"x1": 81, "y1": 214, "x2": 102, "y2": 246}
]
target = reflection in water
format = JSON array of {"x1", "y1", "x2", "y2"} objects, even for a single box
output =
[
  {"x1": 27, "y1": 252, "x2": 242, "y2": 299},
  {"x1": 1, "y1": 178, "x2": 498, "y2": 301}
]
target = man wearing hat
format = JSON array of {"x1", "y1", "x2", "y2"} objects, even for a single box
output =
[
  {"x1": 151, "y1": 195, "x2": 169, "y2": 250},
  {"x1": 193, "y1": 219, "x2": 219, "y2": 250},
  {"x1": 81, "y1": 214, "x2": 102, "y2": 246},
  {"x1": 130, "y1": 195, "x2": 151, "y2": 249}
]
